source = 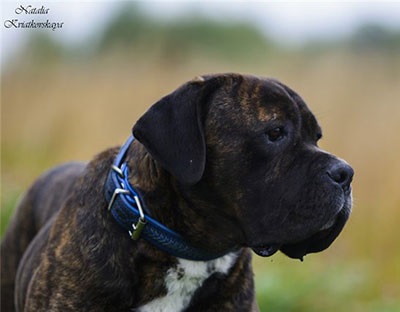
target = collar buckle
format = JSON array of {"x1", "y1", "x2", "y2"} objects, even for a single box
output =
[
  {"x1": 129, "y1": 196, "x2": 147, "y2": 240},
  {"x1": 109, "y1": 162, "x2": 147, "y2": 240}
]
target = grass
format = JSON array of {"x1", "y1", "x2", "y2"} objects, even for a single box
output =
[
  {"x1": 254, "y1": 255, "x2": 400, "y2": 312},
  {"x1": 0, "y1": 190, "x2": 19, "y2": 237},
  {"x1": 1, "y1": 51, "x2": 400, "y2": 310}
]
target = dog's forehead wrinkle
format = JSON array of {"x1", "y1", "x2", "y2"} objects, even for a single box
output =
[
  {"x1": 246, "y1": 84, "x2": 288, "y2": 124},
  {"x1": 269, "y1": 79, "x2": 321, "y2": 140},
  {"x1": 207, "y1": 83, "x2": 292, "y2": 134}
]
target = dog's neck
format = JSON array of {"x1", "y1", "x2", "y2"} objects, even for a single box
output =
[
  {"x1": 124, "y1": 140, "x2": 187, "y2": 233},
  {"x1": 124, "y1": 140, "x2": 242, "y2": 256}
]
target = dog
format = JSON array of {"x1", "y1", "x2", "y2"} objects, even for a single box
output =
[{"x1": 1, "y1": 73, "x2": 353, "y2": 311}]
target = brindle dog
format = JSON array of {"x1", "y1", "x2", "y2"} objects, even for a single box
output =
[{"x1": 1, "y1": 73, "x2": 353, "y2": 311}]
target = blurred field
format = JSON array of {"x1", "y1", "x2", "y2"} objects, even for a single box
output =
[{"x1": 1, "y1": 8, "x2": 400, "y2": 311}]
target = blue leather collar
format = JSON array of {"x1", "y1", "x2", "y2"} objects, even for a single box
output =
[{"x1": 104, "y1": 136, "x2": 228, "y2": 261}]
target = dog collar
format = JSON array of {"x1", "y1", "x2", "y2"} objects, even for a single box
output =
[{"x1": 104, "y1": 136, "x2": 227, "y2": 261}]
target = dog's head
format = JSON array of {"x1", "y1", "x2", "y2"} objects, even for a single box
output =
[{"x1": 133, "y1": 73, "x2": 353, "y2": 260}]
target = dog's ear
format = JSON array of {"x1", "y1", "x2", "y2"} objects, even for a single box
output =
[{"x1": 132, "y1": 76, "x2": 218, "y2": 185}]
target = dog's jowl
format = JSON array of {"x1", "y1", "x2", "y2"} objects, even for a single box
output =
[{"x1": 1, "y1": 73, "x2": 353, "y2": 311}]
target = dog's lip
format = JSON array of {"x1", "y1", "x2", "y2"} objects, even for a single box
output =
[
  {"x1": 250, "y1": 216, "x2": 340, "y2": 259},
  {"x1": 319, "y1": 217, "x2": 336, "y2": 231},
  {"x1": 251, "y1": 244, "x2": 281, "y2": 257},
  {"x1": 279, "y1": 209, "x2": 349, "y2": 261}
]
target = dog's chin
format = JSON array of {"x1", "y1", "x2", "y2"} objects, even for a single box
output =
[
  {"x1": 251, "y1": 208, "x2": 350, "y2": 261},
  {"x1": 279, "y1": 209, "x2": 350, "y2": 261}
]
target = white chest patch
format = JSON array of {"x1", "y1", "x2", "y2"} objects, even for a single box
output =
[{"x1": 137, "y1": 252, "x2": 238, "y2": 312}]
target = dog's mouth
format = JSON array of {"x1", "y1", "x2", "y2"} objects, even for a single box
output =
[
  {"x1": 252, "y1": 209, "x2": 350, "y2": 261},
  {"x1": 281, "y1": 209, "x2": 349, "y2": 260}
]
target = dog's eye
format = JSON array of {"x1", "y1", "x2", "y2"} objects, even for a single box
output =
[{"x1": 266, "y1": 127, "x2": 285, "y2": 142}]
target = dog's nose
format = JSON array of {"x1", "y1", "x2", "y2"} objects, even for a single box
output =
[{"x1": 327, "y1": 161, "x2": 354, "y2": 191}]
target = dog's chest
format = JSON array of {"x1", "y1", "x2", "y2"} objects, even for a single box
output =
[{"x1": 136, "y1": 253, "x2": 237, "y2": 312}]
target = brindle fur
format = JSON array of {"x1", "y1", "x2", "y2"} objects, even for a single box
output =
[{"x1": 1, "y1": 73, "x2": 353, "y2": 311}]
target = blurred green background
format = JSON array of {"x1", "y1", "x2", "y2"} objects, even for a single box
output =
[{"x1": 1, "y1": 2, "x2": 400, "y2": 311}]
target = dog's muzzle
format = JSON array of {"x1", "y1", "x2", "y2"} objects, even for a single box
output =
[{"x1": 252, "y1": 158, "x2": 353, "y2": 261}]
